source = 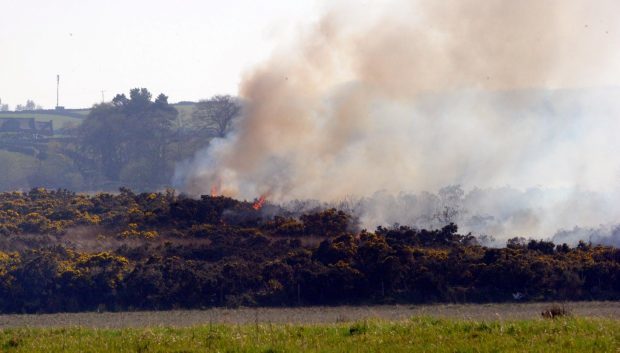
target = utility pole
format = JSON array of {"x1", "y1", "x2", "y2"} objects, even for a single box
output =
[
  {"x1": 56, "y1": 74, "x2": 60, "y2": 108},
  {"x1": 101, "y1": 90, "x2": 105, "y2": 103}
]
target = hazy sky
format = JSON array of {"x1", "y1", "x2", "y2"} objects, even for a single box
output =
[{"x1": 0, "y1": 0, "x2": 320, "y2": 109}]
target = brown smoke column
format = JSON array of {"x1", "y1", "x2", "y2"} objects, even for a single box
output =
[{"x1": 177, "y1": 0, "x2": 620, "y2": 237}]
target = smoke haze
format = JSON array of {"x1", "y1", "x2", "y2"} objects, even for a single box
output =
[{"x1": 175, "y1": 0, "x2": 620, "y2": 241}]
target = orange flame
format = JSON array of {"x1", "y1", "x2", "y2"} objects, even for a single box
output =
[
  {"x1": 210, "y1": 178, "x2": 222, "y2": 197},
  {"x1": 252, "y1": 194, "x2": 267, "y2": 210}
]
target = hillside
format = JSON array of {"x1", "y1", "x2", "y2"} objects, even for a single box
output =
[
  {"x1": 0, "y1": 109, "x2": 87, "y2": 130},
  {"x1": 0, "y1": 103, "x2": 196, "y2": 131},
  {"x1": 0, "y1": 100, "x2": 200, "y2": 192}
]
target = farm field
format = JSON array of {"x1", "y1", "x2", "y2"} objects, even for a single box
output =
[
  {"x1": 0, "y1": 316, "x2": 617, "y2": 353},
  {"x1": 0, "y1": 110, "x2": 87, "y2": 125},
  {"x1": 173, "y1": 103, "x2": 197, "y2": 124}
]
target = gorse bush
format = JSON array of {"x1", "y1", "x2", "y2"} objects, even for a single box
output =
[{"x1": 0, "y1": 187, "x2": 618, "y2": 313}]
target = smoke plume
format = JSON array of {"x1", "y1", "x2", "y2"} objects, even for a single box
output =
[{"x1": 175, "y1": 0, "x2": 620, "y2": 240}]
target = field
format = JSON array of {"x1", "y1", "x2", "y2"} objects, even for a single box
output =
[
  {"x1": 0, "y1": 303, "x2": 618, "y2": 352},
  {"x1": 0, "y1": 103, "x2": 195, "y2": 129},
  {"x1": 173, "y1": 103, "x2": 197, "y2": 124},
  {"x1": 0, "y1": 111, "x2": 86, "y2": 127}
]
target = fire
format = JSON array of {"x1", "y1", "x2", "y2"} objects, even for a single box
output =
[
  {"x1": 252, "y1": 194, "x2": 267, "y2": 210},
  {"x1": 210, "y1": 178, "x2": 222, "y2": 197}
]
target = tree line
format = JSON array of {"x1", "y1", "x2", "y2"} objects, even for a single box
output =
[
  {"x1": 0, "y1": 188, "x2": 617, "y2": 313},
  {"x1": 0, "y1": 98, "x2": 41, "y2": 111}
]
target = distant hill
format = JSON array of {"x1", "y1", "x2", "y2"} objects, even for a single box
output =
[
  {"x1": 172, "y1": 102, "x2": 197, "y2": 124},
  {"x1": 0, "y1": 102, "x2": 197, "y2": 130},
  {"x1": 0, "y1": 109, "x2": 88, "y2": 131}
]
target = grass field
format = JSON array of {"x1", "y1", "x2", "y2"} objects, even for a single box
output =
[
  {"x1": 0, "y1": 112, "x2": 84, "y2": 127},
  {"x1": 0, "y1": 317, "x2": 617, "y2": 352},
  {"x1": 173, "y1": 103, "x2": 196, "y2": 124},
  {"x1": 0, "y1": 303, "x2": 618, "y2": 352}
]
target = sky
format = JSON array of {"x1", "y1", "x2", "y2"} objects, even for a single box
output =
[{"x1": 0, "y1": 0, "x2": 321, "y2": 109}]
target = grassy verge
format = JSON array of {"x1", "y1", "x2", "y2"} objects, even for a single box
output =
[{"x1": 0, "y1": 317, "x2": 618, "y2": 352}]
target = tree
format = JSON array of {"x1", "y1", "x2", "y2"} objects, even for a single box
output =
[
  {"x1": 77, "y1": 88, "x2": 178, "y2": 186},
  {"x1": 25, "y1": 100, "x2": 36, "y2": 111},
  {"x1": 435, "y1": 185, "x2": 464, "y2": 226},
  {"x1": 192, "y1": 95, "x2": 241, "y2": 138},
  {"x1": 12, "y1": 100, "x2": 39, "y2": 111}
]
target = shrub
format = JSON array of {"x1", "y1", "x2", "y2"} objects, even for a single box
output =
[{"x1": 541, "y1": 304, "x2": 570, "y2": 319}]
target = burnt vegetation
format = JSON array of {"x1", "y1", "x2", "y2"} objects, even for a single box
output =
[{"x1": 0, "y1": 188, "x2": 618, "y2": 313}]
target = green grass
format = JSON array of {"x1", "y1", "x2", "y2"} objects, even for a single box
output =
[
  {"x1": 173, "y1": 103, "x2": 196, "y2": 125},
  {"x1": 0, "y1": 104, "x2": 194, "y2": 128},
  {"x1": 0, "y1": 112, "x2": 84, "y2": 127},
  {"x1": 0, "y1": 317, "x2": 617, "y2": 352},
  {"x1": 70, "y1": 109, "x2": 90, "y2": 117}
]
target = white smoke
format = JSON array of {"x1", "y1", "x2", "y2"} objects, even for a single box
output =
[{"x1": 175, "y1": 0, "x2": 620, "y2": 241}]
